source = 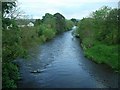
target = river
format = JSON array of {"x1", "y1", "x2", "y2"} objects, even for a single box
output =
[{"x1": 16, "y1": 30, "x2": 118, "y2": 88}]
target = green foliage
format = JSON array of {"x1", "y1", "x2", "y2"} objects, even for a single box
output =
[
  {"x1": 19, "y1": 26, "x2": 42, "y2": 48},
  {"x1": 2, "y1": 27, "x2": 27, "y2": 62},
  {"x1": 37, "y1": 24, "x2": 56, "y2": 41},
  {"x1": 54, "y1": 13, "x2": 67, "y2": 33},
  {"x1": 77, "y1": 6, "x2": 119, "y2": 72},
  {"x1": 84, "y1": 44, "x2": 119, "y2": 70},
  {"x1": 77, "y1": 18, "x2": 94, "y2": 39},
  {"x1": 42, "y1": 13, "x2": 56, "y2": 30},
  {"x1": 104, "y1": 8, "x2": 119, "y2": 44},
  {"x1": 38, "y1": 25, "x2": 45, "y2": 36},
  {"x1": 71, "y1": 18, "x2": 78, "y2": 26},
  {"x1": 2, "y1": 1, "x2": 17, "y2": 29},
  {"x1": 66, "y1": 20, "x2": 74, "y2": 30},
  {"x1": 82, "y1": 38, "x2": 95, "y2": 49},
  {"x1": 2, "y1": 62, "x2": 20, "y2": 88},
  {"x1": 2, "y1": 1, "x2": 26, "y2": 88},
  {"x1": 42, "y1": 27, "x2": 56, "y2": 41},
  {"x1": 2, "y1": 43, "x2": 27, "y2": 62},
  {"x1": 2, "y1": 2, "x2": 16, "y2": 17},
  {"x1": 34, "y1": 19, "x2": 42, "y2": 26},
  {"x1": 2, "y1": 26, "x2": 27, "y2": 88},
  {"x1": 40, "y1": 35, "x2": 47, "y2": 43},
  {"x1": 2, "y1": 6, "x2": 71, "y2": 88}
]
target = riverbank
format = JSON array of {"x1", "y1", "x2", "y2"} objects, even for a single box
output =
[
  {"x1": 3, "y1": 26, "x2": 57, "y2": 88},
  {"x1": 2, "y1": 16, "x2": 74, "y2": 88},
  {"x1": 80, "y1": 42, "x2": 119, "y2": 72},
  {"x1": 76, "y1": 6, "x2": 119, "y2": 73}
]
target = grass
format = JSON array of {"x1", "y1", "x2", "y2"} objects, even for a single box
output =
[{"x1": 84, "y1": 43, "x2": 119, "y2": 72}]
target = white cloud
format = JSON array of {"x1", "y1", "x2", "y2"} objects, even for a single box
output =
[
  {"x1": 18, "y1": 0, "x2": 119, "y2": 9},
  {"x1": 18, "y1": 0, "x2": 119, "y2": 19},
  {"x1": 19, "y1": 0, "x2": 119, "y2": 3}
]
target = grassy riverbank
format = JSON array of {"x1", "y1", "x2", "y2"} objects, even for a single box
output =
[
  {"x1": 83, "y1": 43, "x2": 119, "y2": 71},
  {"x1": 76, "y1": 6, "x2": 119, "y2": 72}
]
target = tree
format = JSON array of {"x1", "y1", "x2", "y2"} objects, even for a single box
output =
[
  {"x1": 104, "y1": 8, "x2": 119, "y2": 44},
  {"x1": 2, "y1": 2, "x2": 16, "y2": 18},
  {"x1": 66, "y1": 20, "x2": 74, "y2": 30},
  {"x1": 71, "y1": 18, "x2": 78, "y2": 26},
  {"x1": 2, "y1": 2, "x2": 17, "y2": 29},
  {"x1": 2, "y1": 1, "x2": 24, "y2": 88},
  {"x1": 54, "y1": 13, "x2": 66, "y2": 33},
  {"x1": 91, "y1": 6, "x2": 111, "y2": 41},
  {"x1": 34, "y1": 19, "x2": 42, "y2": 26},
  {"x1": 42, "y1": 13, "x2": 56, "y2": 30},
  {"x1": 2, "y1": 1, "x2": 26, "y2": 29},
  {"x1": 77, "y1": 18, "x2": 95, "y2": 47}
]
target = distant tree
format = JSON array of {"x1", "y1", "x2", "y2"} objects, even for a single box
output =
[
  {"x1": 54, "y1": 13, "x2": 66, "y2": 33},
  {"x1": 34, "y1": 19, "x2": 42, "y2": 26},
  {"x1": 71, "y1": 18, "x2": 78, "y2": 25},
  {"x1": 42, "y1": 13, "x2": 56, "y2": 30},
  {"x1": 66, "y1": 20, "x2": 74, "y2": 30}
]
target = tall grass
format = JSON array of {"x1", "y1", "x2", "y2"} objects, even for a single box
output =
[{"x1": 84, "y1": 43, "x2": 119, "y2": 71}]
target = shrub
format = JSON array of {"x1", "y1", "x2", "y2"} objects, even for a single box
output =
[
  {"x1": 85, "y1": 44, "x2": 119, "y2": 70},
  {"x1": 2, "y1": 62, "x2": 20, "y2": 88},
  {"x1": 42, "y1": 28, "x2": 55, "y2": 41}
]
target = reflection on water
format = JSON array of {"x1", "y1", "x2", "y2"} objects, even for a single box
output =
[{"x1": 16, "y1": 30, "x2": 118, "y2": 88}]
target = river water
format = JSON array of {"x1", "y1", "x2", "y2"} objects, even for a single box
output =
[{"x1": 16, "y1": 30, "x2": 118, "y2": 88}]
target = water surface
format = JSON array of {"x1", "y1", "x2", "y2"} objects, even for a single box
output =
[{"x1": 16, "y1": 30, "x2": 118, "y2": 88}]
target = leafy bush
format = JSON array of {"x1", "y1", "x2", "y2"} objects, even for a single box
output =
[
  {"x1": 40, "y1": 35, "x2": 47, "y2": 43},
  {"x1": 42, "y1": 28, "x2": 56, "y2": 41},
  {"x1": 2, "y1": 63, "x2": 20, "y2": 88},
  {"x1": 66, "y1": 20, "x2": 74, "y2": 30},
  {"x1": 84, "y1": 44, "x2": 119, "y2": 70}
]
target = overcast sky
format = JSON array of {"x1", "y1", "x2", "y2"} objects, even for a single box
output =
[{"x1": 18, "y1": 0, "x2": 119, "y2": 19}]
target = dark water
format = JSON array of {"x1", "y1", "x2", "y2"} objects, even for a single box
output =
[{"x1": 16, "y1": 30, "x2": 118, "y2": 88}]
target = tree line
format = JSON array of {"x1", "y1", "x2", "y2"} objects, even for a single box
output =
[{"x1": 76, "y1": 6, "x2": 119, "y2": 72}]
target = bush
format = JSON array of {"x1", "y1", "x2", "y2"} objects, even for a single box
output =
[
  {"x1": 82, "y1": 38, "x2": 95, "y2": 49},
  {"x1": 40, "y1": 35, "x2": 47, "y2": 43},
  {"x1": 84, "y1": 44, "x2": 119, "y2": 70},
  {"x1": 66, "y1": 20, "x2": 74, "y2": 30},
  {"x1": 2, "y1": 62, "x2": 20, "y2": 88},
  {"x1": 3, "y1": 42, "x2": 27, "y2": 62},
  {"x1": 42, "y1": 28, "x2": 56, "y2": 41}
]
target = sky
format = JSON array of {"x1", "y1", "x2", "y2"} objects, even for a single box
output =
[{"x1": 17, "y1": 0, "x2": 119, "y2": 19}]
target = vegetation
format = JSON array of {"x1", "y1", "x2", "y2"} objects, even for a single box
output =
[
  {"x1": 2, "y1": 1, "x2": 27, "y2": 88},
  {"x1": 4, "y1": 1, "x2": 119, "y2": 89},
  {"x1": 66, "y1": 20, "x2": 74, "y2": 30},
  {"x1": 71, "y1": 18, "x2": 78, "y2": 26},
  {"x1": 76, "y1": 6, "x2": 119, "y2": 72},
  {"x1": 2, "y1": 1, "x2": 74, "y2": 88},
  {"x1": 52, "y1": 13, "x2": 66, "y2": 33}
]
